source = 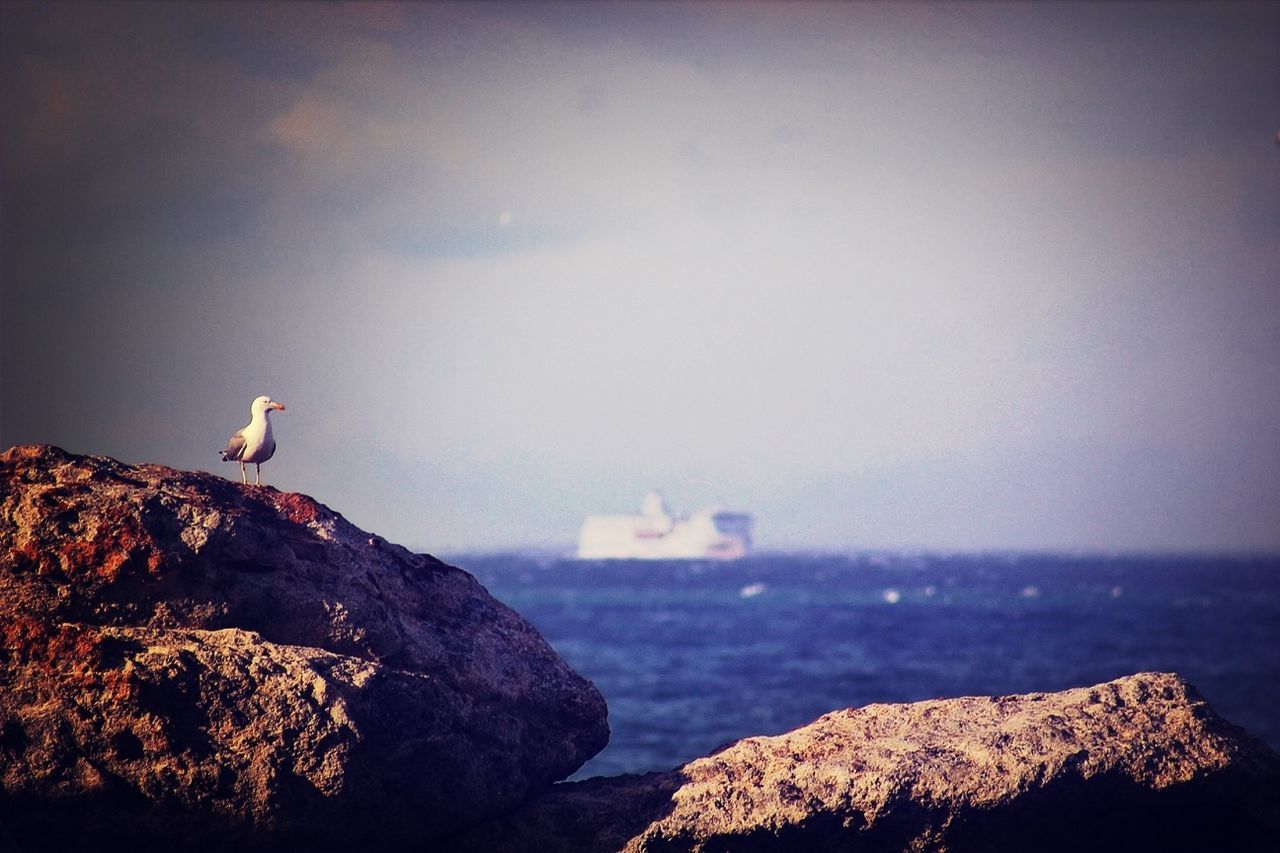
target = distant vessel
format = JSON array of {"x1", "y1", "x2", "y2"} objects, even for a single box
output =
[{"x1": 576, "y1": 492, "x2": 754, "y2": 560}]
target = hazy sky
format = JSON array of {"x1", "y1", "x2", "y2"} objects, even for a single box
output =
[{"x1": 3, "y1": 1, "x2": 1278, "y2": 553}]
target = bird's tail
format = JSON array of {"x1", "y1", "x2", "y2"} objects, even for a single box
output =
[{"x1": 219, "y1": 450, "x2": 229, "y2": 461}]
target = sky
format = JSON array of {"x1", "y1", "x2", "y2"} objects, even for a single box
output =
[{"x1": 2, "y1": 1, "x2": 1278, "y2": 554}]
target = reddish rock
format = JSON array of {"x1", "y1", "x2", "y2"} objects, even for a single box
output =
[
  {"x1": 451, "y1": 672, "x2": 1280, "y2": 852},
  {"x1": 0, "y1": 445, "x2": 608, "y2": 850}
]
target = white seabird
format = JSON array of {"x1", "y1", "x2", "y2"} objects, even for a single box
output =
[{"x1": 220, "y1": 395, "x2": 286, "y2": 485}]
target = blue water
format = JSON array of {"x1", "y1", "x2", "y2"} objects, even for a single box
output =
[{"x1": 452, "y1": 552, "x2": 1280, "y2": 780}]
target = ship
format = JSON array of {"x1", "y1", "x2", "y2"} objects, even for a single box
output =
[{"x1": 576, "y1": 491, "x2": 754, "y2": 560}]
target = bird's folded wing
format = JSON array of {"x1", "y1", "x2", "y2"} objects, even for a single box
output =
[{"x1": 222, "y1": 430, "x2": 247, "y2": 461}]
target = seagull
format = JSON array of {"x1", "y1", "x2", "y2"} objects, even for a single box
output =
[{"x1": 220, "y1": 395, "x2": 286, "y2": 485}]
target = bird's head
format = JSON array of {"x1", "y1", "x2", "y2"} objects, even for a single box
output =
[{"x1": 252, "y1": 395, "x2": 287, "y2": 415}]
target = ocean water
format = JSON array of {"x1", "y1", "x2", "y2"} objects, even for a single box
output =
[{"x1": 453, "y1": 553, "x2": 1280, "y2": 780}]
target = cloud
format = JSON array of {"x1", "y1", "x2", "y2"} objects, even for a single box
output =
[{"x1": 3, "y1": 1, "x2": 1278, "y2": 550}]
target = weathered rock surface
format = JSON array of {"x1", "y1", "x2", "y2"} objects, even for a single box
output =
[
  {"x1": 0, "y1": 445, "x2": 608, "y2": 850},
  {"x1": 451, "y1": 672, "x2": 1280, "y2": 852}
]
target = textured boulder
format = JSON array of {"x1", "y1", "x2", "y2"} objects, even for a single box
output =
[
  {"x1": 451, "y1": 672, "x2": 1280, "y2": 852},
  {"x1": 0, "y1": 445, "x2": 608, "y2": 850}
]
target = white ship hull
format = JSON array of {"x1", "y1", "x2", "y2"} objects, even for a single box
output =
[{"x1": 577, "y1": 492, "x2": 753, "y2": 560}]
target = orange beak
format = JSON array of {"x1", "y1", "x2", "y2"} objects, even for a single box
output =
[{"x1": 270, "y1": 402, "x2": 286, "y2": 411}]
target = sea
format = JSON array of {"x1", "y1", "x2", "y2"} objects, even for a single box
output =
[{"x1": 450, "y1": 552, "x2": 1280, "y2": 780}]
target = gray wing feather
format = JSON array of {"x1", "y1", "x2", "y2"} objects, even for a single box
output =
[{"x1": 221, "y1": 430, "x2": 247, "y2": 462}]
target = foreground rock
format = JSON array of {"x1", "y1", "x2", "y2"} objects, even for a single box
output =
[
  {"x1": 0, "y1": 445, "x2": 608, "y2": 851},
  {"x1": 452, "y1": 672, "x2": 1280, "y2": 852}
]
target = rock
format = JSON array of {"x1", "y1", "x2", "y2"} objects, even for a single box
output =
[
  {"x1": 0, "y1": 445, "x2": 608, "y2": 851},
  {"x1": 450, "y1": 672, "x2": 1280, "y2": 852}
]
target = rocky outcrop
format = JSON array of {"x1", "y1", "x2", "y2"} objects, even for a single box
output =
[
  {"x1": 451, "y1": 672, "x2": 1280, "y2": 852},
  {"x1": 0, "y1": 445, "x2": 608, "y2": 851},
  {"x1": 6, "y1": 446, "x2": 1279, "y2": 852}
]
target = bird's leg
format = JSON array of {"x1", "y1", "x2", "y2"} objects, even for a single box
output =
[
  {"x1": 255, "y1": 464, "x2": 262, "y2": 486},
  {"x1": 239, "y1": 462, "x2": 248, "y2": 484}
]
